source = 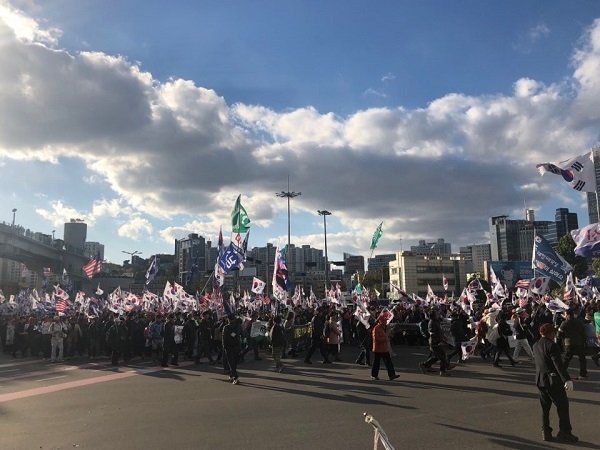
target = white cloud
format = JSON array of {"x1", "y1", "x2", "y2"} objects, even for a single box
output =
[
  {"x1": 529, "y1": 23, "x2": 550, "y2": 42},
  {"x1": 3, "y1": 10, "x2": 600, "y2": 258},
  {"x1": 118, "y1": 217, "x2": 153, "y2": 240}
]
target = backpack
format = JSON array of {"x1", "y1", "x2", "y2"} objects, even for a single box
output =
[{"x1": 419, "y1": 319, "x2": 430, "y2": 338}]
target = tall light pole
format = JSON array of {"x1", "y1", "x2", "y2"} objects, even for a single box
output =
[
  {"x1": 122, "y1": 250, "x2": 142, "y2": 264},
  {"x1": 276, "y1": 177, "x2": 301, "y2": 266},
  {"x1": 318, "y1": 210, "x2": 331, "y2": 289},
  {"x1": 11, "y1": 208, "x2": 17, "y2": 226},
  {"x1": 52, "y1": 230, "x2": 55, "y2": 241}
]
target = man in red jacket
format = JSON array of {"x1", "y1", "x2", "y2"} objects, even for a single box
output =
[{"x1": 370, "y1": 315, "x2": 399, "y2": 381}]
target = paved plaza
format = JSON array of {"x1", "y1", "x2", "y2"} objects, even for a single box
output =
[{"x1": 0, "y1": 345, "x2": 598, "y2": 450}]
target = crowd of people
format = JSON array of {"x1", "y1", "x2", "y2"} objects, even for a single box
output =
[{"x1": 1, "y1": 294, "x2": 599, "y2": 443}]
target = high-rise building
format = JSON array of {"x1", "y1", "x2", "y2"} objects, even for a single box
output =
[
  {"x1": 343, "y1": 253, "x2": 365, "y2": 275},
  {"x1": 545, "y1": 208, "x2": 579, "y2": 246},
  {"x1": 175, "y1": 233, "x2": 207, "y2": 286},
  {"x1": 410, "y1": 239, "x2": 452, "y2": 255},
  {"x1": 367, "y1": 254, "x2": 396, "y2": 272},
  {"x1": 84, "y1": 242, "x2": 105, "y2": 260},
  {"x1": 389, "y1": 252, "x2": 466, "y2": 298},
  {"x1": 63, "y1": 220, "x2": 87, "y2": 255},
  {"x1": 586, "y1": 147, "x2": 600, "y2": 224},
  {"x1": 459, "y1": 244, "x2": 491, "y2": 274},
  {"x1": 489, "y1": 215, "x2": 552, "y2": 261}
]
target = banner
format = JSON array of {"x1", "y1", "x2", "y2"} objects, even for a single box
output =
[
  {"x1": 531, "y1": 234, "x2": 572, "y2": 284},
  {"x1": 250, "y1": 320, "x2": 269, "y2": 338},
  {"x1": 571, "y1": 222, "x2": 600, "y2": 258}
]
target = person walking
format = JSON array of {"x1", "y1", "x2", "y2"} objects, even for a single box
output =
[
  {"x1": 355, "y1": 317, "x2": 373, "y2": 367},
  {"x1": 512, "y1": 307, "x2": 534, "y2": 363},
  {"x1": 557, "y1": 309, "x2": 588, "y2": 379},
  {"x1": 49, "y1": 316, "x2": 68, "y2": 363},
  {"x1": 161, "y1": 313, "x2": 179, "y2": 367},
  {"x1": 446, "y1": 311, "x2": 469, "y2": 364},
  {"x1": 419, "y1": 309, "x2": 450, "y2": 376},
  {"x1": 325, "y1": 311, "x2": 342, "y2": 362},
  {"x1": 304, "y1": 308, "x2": 331, "y2": 364},
  {"x1": 492, "y1": 312, "x2": 518, "y2": 368},
  {"x1": 533, "y1": 323, "x2": 578, "y2": 443},
  {"x1": 370, "y1": 315, "x2": 399, "y2": 381},
  {"x1": 105, "y1": 317, "x2": 126, "y2": 366},
  {"x1": 222, "y1": 314, "x2": 242, "y2": 384},
  {"x1": 270, "y1": 315, "x2": 286, "y2": 373}
]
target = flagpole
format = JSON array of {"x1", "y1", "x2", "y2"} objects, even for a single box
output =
[
  {"x1": 591, "y1": 148, "x2": 600, "y2": 223},
  {"x1": 201, "y1": 268, "x2": 216, "y2": 295}
]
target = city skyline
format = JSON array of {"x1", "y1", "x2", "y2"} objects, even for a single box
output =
[{"x1": 1, "y1": 2, "x2": 600, "y2": 265}]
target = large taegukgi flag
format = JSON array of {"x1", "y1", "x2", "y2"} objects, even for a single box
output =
[{"x1": 536, "y1": 151, "x2": 596, "y2": 192}]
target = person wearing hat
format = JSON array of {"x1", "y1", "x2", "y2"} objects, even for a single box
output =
[
  {"x1": 533, "y1": 323, "x2": 577, "y2": 443},
  {"x1": 512, "y1": 307, "x2": 534, "y2": 363}
]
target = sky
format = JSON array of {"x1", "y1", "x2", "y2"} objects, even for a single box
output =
[{"x1": 2, "y1": 1, "x2": 600, "y2": 267}]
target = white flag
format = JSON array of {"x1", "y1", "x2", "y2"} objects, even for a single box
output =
[{"x1": 536, "y1": 151, "x2": 596, "y2": 192}]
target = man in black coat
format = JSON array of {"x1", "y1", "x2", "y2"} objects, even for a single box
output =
[
  {"x1": 161, "y1": 313, "x2": 179, "y2": 367},
  {"x1": 222, "y1": 314, "x2": 242, "y2": 384},
  {"x1": 304, "y1": 307, "x2": 331, "y2": 364},
  {"x1": 533, "y1": 323, "x2": 577, "y2": 443},
  {"x1": 557, "y1": 309, "x2": 588, "y2": 379}
]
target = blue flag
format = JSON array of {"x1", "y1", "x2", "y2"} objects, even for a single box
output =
[{"x1": 532, "y1": 234, "x2": 573, "y2": 284}]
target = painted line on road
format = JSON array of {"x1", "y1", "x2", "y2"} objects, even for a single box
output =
[
  {"x1": 0, "y1": 359, "x2": 47, "y2": 368},
  {"x1": 0, "y1": 361, "x2": 195, "y2": 403},
  {"x1": 0, "y1": 369, "x2": 19, "y2": 373},
  {"x1": 36, "y1": 375, "x2": 68, "y2": 382}
]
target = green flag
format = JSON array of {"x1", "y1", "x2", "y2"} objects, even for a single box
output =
[
  {"x1": 231, "y1": 194, "x2": 251, "y2": 233},
  {"x1": 370, "y1": 222, "x2": 383, "y2": 250}
]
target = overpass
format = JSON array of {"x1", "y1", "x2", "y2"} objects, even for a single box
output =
[{"x1": 0, "y1": 222, "x2": 93, "y2": 293}]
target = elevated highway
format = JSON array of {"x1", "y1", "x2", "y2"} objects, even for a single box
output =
[{"x1": 0, "y1": 222, "x2": 92, "y2": 292}]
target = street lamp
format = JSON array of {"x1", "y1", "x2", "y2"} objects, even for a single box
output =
[
  {"x1": 52, "y1": 230, "x2": 55, "y2": 241},
  {"x1": 276, "y1": 177, "x2": 301, "y2": 269},
  {"x1": 11, "y1": 208, "x2": 17, "y2": 226},
  {"x1": 318, "y1": 210, "x2": 331, "y2": 289},
  {"x1": 122, "y1": 250, "x2": 142, "y2": 263}
]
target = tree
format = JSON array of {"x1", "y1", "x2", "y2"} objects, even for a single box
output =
[
  {"x1": 362, "y1": 266, "x2": 389, "y2": 297},
  {"x1": 555, "y1": 234, "x2": 588, "y2": 280}
]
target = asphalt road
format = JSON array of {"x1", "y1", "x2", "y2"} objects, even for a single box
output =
[{"x1": 0, "y1": 344, "x2": 598, "y2": 450}]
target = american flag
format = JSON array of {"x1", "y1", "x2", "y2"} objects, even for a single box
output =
[
  {"x1": 519, "y1": 297, "x2": 529, "y2": 308},
  {"x1": 83, "y1": 253, "x2": 103, "y2": 279},
  {"x1": 514, "y1": 279, "x2": 531, "y2": 290},
  {"x1": 55, "y1": 299, "x2": 68, "y2": 313}
]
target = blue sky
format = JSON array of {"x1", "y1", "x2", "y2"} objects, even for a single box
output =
[{"x1": 2, "y1": 0, "x2": 600, "y2": 267}]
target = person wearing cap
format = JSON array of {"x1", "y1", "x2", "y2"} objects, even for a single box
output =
[
  {"x1": 370, "y1": 315, "x2": 399, "y2": 381},
  {"x1": 512, "y1": 307, "x2": 534, "y2": 363},
  {"x1": 533, "y1": 323, "x2": 577, "y2": 443}
]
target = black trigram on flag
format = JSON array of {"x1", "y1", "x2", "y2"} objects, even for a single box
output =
[
  {"x1": 571, "y1": 161, "x2": 584, "y2": 172},
  {"x1": 573, "y1": 180, "x2": 586, "y2": 191}
]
